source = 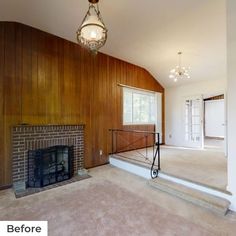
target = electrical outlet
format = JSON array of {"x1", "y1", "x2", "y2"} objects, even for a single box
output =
[{"x1": 99, "y1": 150, "x2": 103, "y2": 156}]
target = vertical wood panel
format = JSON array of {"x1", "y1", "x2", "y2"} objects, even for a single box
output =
[
  {"x1": 0, "y1": 23, "x2": 5, "y2": 185},
  {"x1": 0, "y1": 22, "x2": 164, "y2": 186},
  {"x1": 2, "y1": 23, "x2": 25, "y2": 185},
  {"x1": 37, "y1": 30, "x2": 47, "y2": 121},
  {"x1": 57, "y1": 38, "x2": 64, "y2": 123},
  {"x1": 3, "y1": 23, "x2": 18, "y2": 185},
  {"x1": 22, "y1": 25, "x2": 33, "y2": 122},
  {"x1": 31, "y1": 28, "x2": 40, "y2": 123}
]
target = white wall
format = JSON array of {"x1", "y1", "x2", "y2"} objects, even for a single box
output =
[
  {"x1": 227, "y1": 0, "x2": 236, "y2": 211},
  {"x1": 165, "y1": 79, "x2": 226, "y2": 147}
]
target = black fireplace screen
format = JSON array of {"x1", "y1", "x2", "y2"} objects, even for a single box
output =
[{"x1": 28, "y1": 145, "x2": 74, "y2": 188}]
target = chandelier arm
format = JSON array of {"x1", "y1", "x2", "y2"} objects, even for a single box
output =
[
  {"x1": 178, "y1": 52, "x2": 182, "y2": 69},
  {"x1": 77, "y1": 7, "x2": 91, "y2": 30},
  {"x1": 96, "y1": 2, "x2": 100, "y2": 13},
  {"x1": 179, "y1": 53, "x2": 181, "y2": 68},
  {"x1": 90, "y1": 3, "x2": 105, "y2": 26},
  {"x1": 96, "y1": 5, "x2": 107, "y2": 28}
]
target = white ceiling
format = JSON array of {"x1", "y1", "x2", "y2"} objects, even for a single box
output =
[{"x1": 0, "y1": 0, "x2": 227, "y2": 88}]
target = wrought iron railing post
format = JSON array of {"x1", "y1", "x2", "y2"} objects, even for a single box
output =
[
  {"x1": 145, "y1": 135, "x2": 148, "y2": 159},
  {"x1": 150, "y1": 133, "x2": 160, "y2": 179},
  {"x1": 153, "y1": 133, "x2": 155, "y2": 158},
  {"x1": 158, "y1": 133, "x2": 160, "y2": 171}
]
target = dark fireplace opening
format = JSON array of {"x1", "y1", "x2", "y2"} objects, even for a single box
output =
[{"x1": 28, "y1": 145, "x2": 74, "y2": 188}]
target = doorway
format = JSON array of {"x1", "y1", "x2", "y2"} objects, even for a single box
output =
[
  {"x1": 159, "y1": 93, "x2": 228, "y2": 190},
  {"x1": 203, "y1": 94, "x2": 225, "y2": 152}
]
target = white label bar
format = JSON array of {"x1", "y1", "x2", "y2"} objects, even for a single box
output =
[{"x1": 0, "y1": 221, "x2": 48, "y2": 236}]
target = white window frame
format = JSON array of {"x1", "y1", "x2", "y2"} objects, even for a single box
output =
[{"x1": 123, "y1": 87, "x2": 157, "y2": 125}]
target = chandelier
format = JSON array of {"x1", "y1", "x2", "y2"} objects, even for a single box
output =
[
  {"x1": 169, "y1": 52, "x2": 190, "y2": 82},
  {"x1": 77, "y1": 0, "x2": 107, "y2": 53}
]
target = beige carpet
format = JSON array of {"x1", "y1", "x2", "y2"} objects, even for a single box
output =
[
  {"x1": 160, "y1": 146, "x2": 227, "y2": 190},
  {"x1": 117, "y1": 144, "x2": 227, "y2": 191},
  {"x1": 204, "y1": 138, "x2": 224, "y2": 151},
  {"x1": 0, "y1": 165, "x2": 236, "y2": 235},
  {"x1": 1, "y1": 181, "x2": 214, "y2": 235}
]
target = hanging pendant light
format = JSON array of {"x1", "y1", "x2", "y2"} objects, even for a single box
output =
[
  {"x1": 77, "y1": 0, "x2": 107, "y2": 53},
  {"x1": 169, "y1": 52, "x2": 190, "y2": 82}
]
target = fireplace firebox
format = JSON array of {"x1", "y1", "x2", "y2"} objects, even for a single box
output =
[{"x1": 28, "y1": 145, "x2": 74, "y2": 188}]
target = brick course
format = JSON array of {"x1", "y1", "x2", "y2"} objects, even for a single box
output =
[{"x1": 12, "y1": 124, "x2": 85, "y2": 188}]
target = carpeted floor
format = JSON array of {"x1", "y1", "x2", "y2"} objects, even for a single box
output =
[
  {"x1": 117, "y1": 141, "x2": 227, "y2": 190},
  {"x1": 0, "y1": 165, "x2": 235, "y2": 235},
  {"x1": 160, "y1": 145, "x2": 227, "y2": 190}
]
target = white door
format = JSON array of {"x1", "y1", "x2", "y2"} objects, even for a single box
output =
[
  {"x1": 205, "y1": 99, "x2": 225, "y2": 138},
  {"x1": 184, "y1": 96, "x2": 203, "y2": 148}
]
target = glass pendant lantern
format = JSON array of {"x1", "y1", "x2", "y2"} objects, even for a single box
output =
[{"x1": 77, "y1": 0, "x2": 107, "y2": 53}]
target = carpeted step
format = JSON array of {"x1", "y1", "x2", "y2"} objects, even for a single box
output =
[{"x1": 148, "y1": 177, "x2": 230, "y2": 215}]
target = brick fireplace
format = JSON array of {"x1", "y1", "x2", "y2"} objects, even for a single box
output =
[{"x1": 11, "y1": 124, "x2": 85, "y2": 192}]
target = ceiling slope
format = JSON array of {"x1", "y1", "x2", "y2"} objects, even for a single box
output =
[{"x1": 0, "y1": 0, "x2": 227, "y2": 88}]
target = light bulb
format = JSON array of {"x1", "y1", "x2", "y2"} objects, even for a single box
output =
[{"x1": 90, "y1": 31, "x2": 97, "y2": 39}]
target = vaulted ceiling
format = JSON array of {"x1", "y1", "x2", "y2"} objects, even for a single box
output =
[{"x1": 0, "y1": 0, "x2": 227, "y2": 88}]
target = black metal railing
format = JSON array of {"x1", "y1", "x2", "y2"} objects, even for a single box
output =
[{"x1": 109, "y1": 129, "x2": 160, "y2": 179}]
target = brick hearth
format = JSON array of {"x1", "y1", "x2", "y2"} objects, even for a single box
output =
[{"x1": 11, "y1": 124, "x2": 84, "y2": 191}]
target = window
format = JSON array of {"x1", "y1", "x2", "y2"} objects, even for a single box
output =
[{"x1": 123, "y1": 87, "x2": 157, "y2": 124}]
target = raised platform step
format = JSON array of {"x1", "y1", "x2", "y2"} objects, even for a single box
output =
[
  {"x1": 148, "y1": 177, "x2": 230, "y2": 215},
  {"x1": 110, "y1": 155, "x2": 232, "y2": 213}
]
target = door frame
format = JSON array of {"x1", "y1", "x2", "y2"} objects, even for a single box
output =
[
  {"x1": 182, "y1": 95, "x2": 204, "y2": 148},
  {"x1": 203, "y1": 90, "x2": 227, "y2": 156}
]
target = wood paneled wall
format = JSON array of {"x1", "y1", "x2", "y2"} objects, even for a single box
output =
[
  {"x1": 0, "y1": 22, "x2": 164, "y2": 187},
  {"x1": 114, "y1": 125, "x2": 156, "y2": 153}
]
